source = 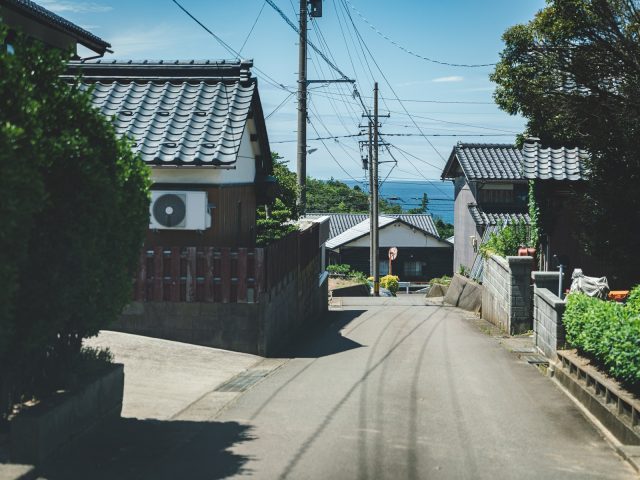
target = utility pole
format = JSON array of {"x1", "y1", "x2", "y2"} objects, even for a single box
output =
[
  {"x1": 368, "y1": 115, "x2": 374, "y2": 277},
  {"x1": 372, "y1": 82, "x2": 380, "y2": 296},
  {"x1": 296, "y1": 0, "x2": 308, "y2": 215}
]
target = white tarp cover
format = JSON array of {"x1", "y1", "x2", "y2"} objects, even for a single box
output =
[{"x1": 569, "y1": 269, "x2": 610, "y2": 300}]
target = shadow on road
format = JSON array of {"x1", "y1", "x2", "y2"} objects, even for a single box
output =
[
  {"x1": 39, "y1": 417, "x2": 254, "y2": 480},
  {"x1": 281, "y1": 309, "x2": 367, "y2": 358}
]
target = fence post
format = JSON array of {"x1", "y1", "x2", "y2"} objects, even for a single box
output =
[
  {"x1": 186, "y1": 247, "x2": 197, "y2": 302},
  {"x1": 255, "y1": 248, "x2": 265, "y2": 295},
  {"x1": 204, "y1": 247, "x2": 215, "y2": 303},
  {"x1": 153, "y1": 246, "x2": 164, "y2": 302},
  {"x1": 170, "y1": 246, "x2": 181, "y2": 302},
  {"x1": 237, "y1": 248, "x2": 248, "y2": 303},
  {"x1": 221, "y1": 247, "x2": 231, "y2": 303}
]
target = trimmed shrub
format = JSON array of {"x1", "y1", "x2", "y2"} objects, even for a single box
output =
[
  {"x1": 0, "y1": 28, "x2": 150, "y2": 419},
  {"x1": 327, "y1": 264, "x2": 352, "y2": 275},
  {"x1": 563, "y1": 289, "x2": 640, "y2": 388},
  {"x1": 380, "y1": 275, "x2": 400, "y2": 295}
]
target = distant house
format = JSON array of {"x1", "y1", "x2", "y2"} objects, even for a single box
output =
[
  {"x1": 441, "y1": 143, "x2": 530, "y2": 274},
  {"x1": 65, "y1": 59, "x2": 274, "y2": 248},
  {"x1": 0, "y1": 0, "x2": 111, "y2": 56},
  {"x1": 304, "y1": 213, "x2": 453, "y2": 281}
]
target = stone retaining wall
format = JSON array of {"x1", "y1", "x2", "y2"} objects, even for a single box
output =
[
  {"x1": 533, "y1": 287, "x2": 566, "y2": 359},
  {"x1": 443, "y1": 274, "x2": 482, "y2": 312},
  {"x1": 482, "y1": 255, "x2": 533, "y2": 334}
]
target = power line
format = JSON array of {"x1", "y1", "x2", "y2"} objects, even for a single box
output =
[
  {"x1": 239, "y1": 1, "x2": 266, "y2": 55},
  {"x1": 266, "y1": 91, "x2": 295, "y2": 119},
  {"x1": 264, "y1": 0, "x2": 350, "y2": 80},
  {"x1": 310, "y1": 90, "x2": 520, "y2": 134},
  {"x1": 171, "y1": 0, "x2": 292, "y2": 93},
  {"x1": 344, "y1": 0, "x2": 497, "y2": 68},
  {"x1": 308, "y1": 118, "x2": 363, "y2": 184},
  {"x1": 270, "y1": 132, "x2": 514, "y2": 144}
]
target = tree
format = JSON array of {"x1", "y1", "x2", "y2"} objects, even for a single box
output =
[
  {"x1": 271, "y1": 153, "x2": 298, "y2": 218},
  {"x1": 491, "y1": 0, "x2": 640, "y2": 281},
  {"x1": 1, "y1": 27, "x2": 150, "y2": 417},
  {"x1": 255, "y1": 153, "x2": 298, "y2": 246},
  {"x1": 435, "y1": 218, "x2": 454, "y2": 239},
  {"x1": 306, "y1": 177, "x2": 403, "y2": 214}
]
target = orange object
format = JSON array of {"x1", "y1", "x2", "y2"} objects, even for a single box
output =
[{"x1": 608, "y1": 290, "x2": 630, "y2": 301}]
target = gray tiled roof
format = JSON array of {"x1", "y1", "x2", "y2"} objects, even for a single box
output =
[
  {"x1": 442, "y1": 143, "x2": 524, "y2": 181},
  {"x1": 468, "y1": 204, "x2": 531, "y2": 227},
  {"x1": 304, "y1": 213, "x2": 367, "y2": 238},
  {"x1": 522, "y1": 141, "x2": 590, "y2": 181},
  {"x1": 2, "y1": 0, "x2": 111, "y2": 53},
  {"x1": 303, "y1": 213, "x2": 440, "y2": 239},
  {"x1": 69, "y1": 60, "x2": 258, "y2": 166}
]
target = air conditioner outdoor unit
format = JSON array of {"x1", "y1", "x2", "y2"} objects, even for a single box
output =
[{"x1": 149, "y1": 191, "x2": 211, "y2": 230}]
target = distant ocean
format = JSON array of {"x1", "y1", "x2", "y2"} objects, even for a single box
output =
[{"x1": 342, "y1": 180, "x2": 454, "y2": 224}]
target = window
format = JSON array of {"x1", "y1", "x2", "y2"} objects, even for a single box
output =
[
  {"x1": 378, "y1": 260, "x2": 389, "y2": 276},
  {"x1": 404, "y1": 260, "x2": 425, "y2": 277},
  {"x1": 478, "y1": 188, "x2": 514, "y2": 204}
]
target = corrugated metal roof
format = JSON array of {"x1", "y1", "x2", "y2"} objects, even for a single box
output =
[
  {"x1": 303, "y1": 213, "x2": 440, "y2": 239},
  {"x1": 69, "y1": 60, "x2": 258, "y2": 166},
  {"x1": 468, "y1": 204, "x2": 531, "y2": 226},
  {"x1": 442, "y1": 143, "x2": 524, "y2": 181},
  {"x1": 397, "y1": 214, "x2": 439, "y2": 237},
  {"x1": 303, "y1": 213, "x2": 367, "y2": 238},
  {"x1": 326, "y1": 216, "x2": 396, "y2": 249},
  {"x1": 522, "y1": 141, "x2": 590, "y2": 181},
  {"x1": 2, "y1": 0, "x2": 111, "y2": 53}
]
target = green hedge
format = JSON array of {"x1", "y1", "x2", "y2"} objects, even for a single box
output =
[
  {"x1": 1, "y1": 28, "x2": 150, "y2": 418},
  {"x1": 563, "y1": 287, "x2": 640, "y2": 387}
]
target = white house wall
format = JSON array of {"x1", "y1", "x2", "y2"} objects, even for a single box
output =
[
  {"x1": 347, "y1": 222, "x2": 451, "y2": 248},
  {"x1": 151, "y1": 125, "x2": 257, "y2": 185}
]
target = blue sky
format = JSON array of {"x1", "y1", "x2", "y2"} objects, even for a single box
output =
[{"x1": 43, "y1": 0, "x2": 545, "y2": 181}]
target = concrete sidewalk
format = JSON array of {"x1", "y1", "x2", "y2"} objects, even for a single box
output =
[{"x1": 84, "y1": 331, "x2": 267, "y2": 420}]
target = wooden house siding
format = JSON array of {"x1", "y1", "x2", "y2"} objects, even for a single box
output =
[{"x1": 146, "y1": 184, "x2": 257, "y2": 248}]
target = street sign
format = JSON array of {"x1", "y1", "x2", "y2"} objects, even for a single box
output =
[{"x1": 388, "y1": 247, "x2": 398, "y2": 276}]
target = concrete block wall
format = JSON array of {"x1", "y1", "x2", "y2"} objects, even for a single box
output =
[
  {"x1": 115, "y1": 252, "x2": 327, "y2": 356},
  {"x1": 10, "y1": 364, "x2": 123, "y2": 465},
  {"x1": 532, "y1": 271, "x2": 561, "y2": 296},
  {"x1": 482, "y1": 255, "x2": 533, "y2": 334},
  {"x1": 533, "y1": 287, "x2": 566, "y2": 359}
]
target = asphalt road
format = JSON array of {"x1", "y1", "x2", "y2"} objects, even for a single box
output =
[
  {"x1": 217, "y1": 305, "x2": 635, "y2": 479},
  {"x1": 41, "y1": 304, "x2": 635, "y2": 479}
]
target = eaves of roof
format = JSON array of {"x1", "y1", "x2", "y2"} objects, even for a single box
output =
[
  {"x1": 64, "y1": 60, "x2": 270, "y2": 167},
  {"x1": 442, "y1": 142, "x2": 524, "y2": 182},
  {"x1": 324, "y1": 215, "x2": 444, "y2": 250},
  {"x1": 468, "y1": 204, "x2": 531, "y2": 227},
  {"x1": 303, "y1": 213, "x2": 440, "y2": 240},
  {"x1": 1, "y1": 0, "x2": 111, "y2": 54},
  {"x1": 522, "y1": 141, "x2": 590, "y2": 181}
]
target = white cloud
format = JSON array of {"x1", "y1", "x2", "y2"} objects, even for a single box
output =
[
  {"x1": 107, "y1": 25, "x2": 209, "y2": 58},
  {"x1": 432, "y1": 76, "x2": 464, "y2": 83},
  {"x1": 38, "y1": 1, "x2": 112, "y2": 14}
]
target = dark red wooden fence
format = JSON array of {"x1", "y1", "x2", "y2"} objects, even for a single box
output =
[{"x1": 133, "y1": 223, "x2": 320, "y2": 304}]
